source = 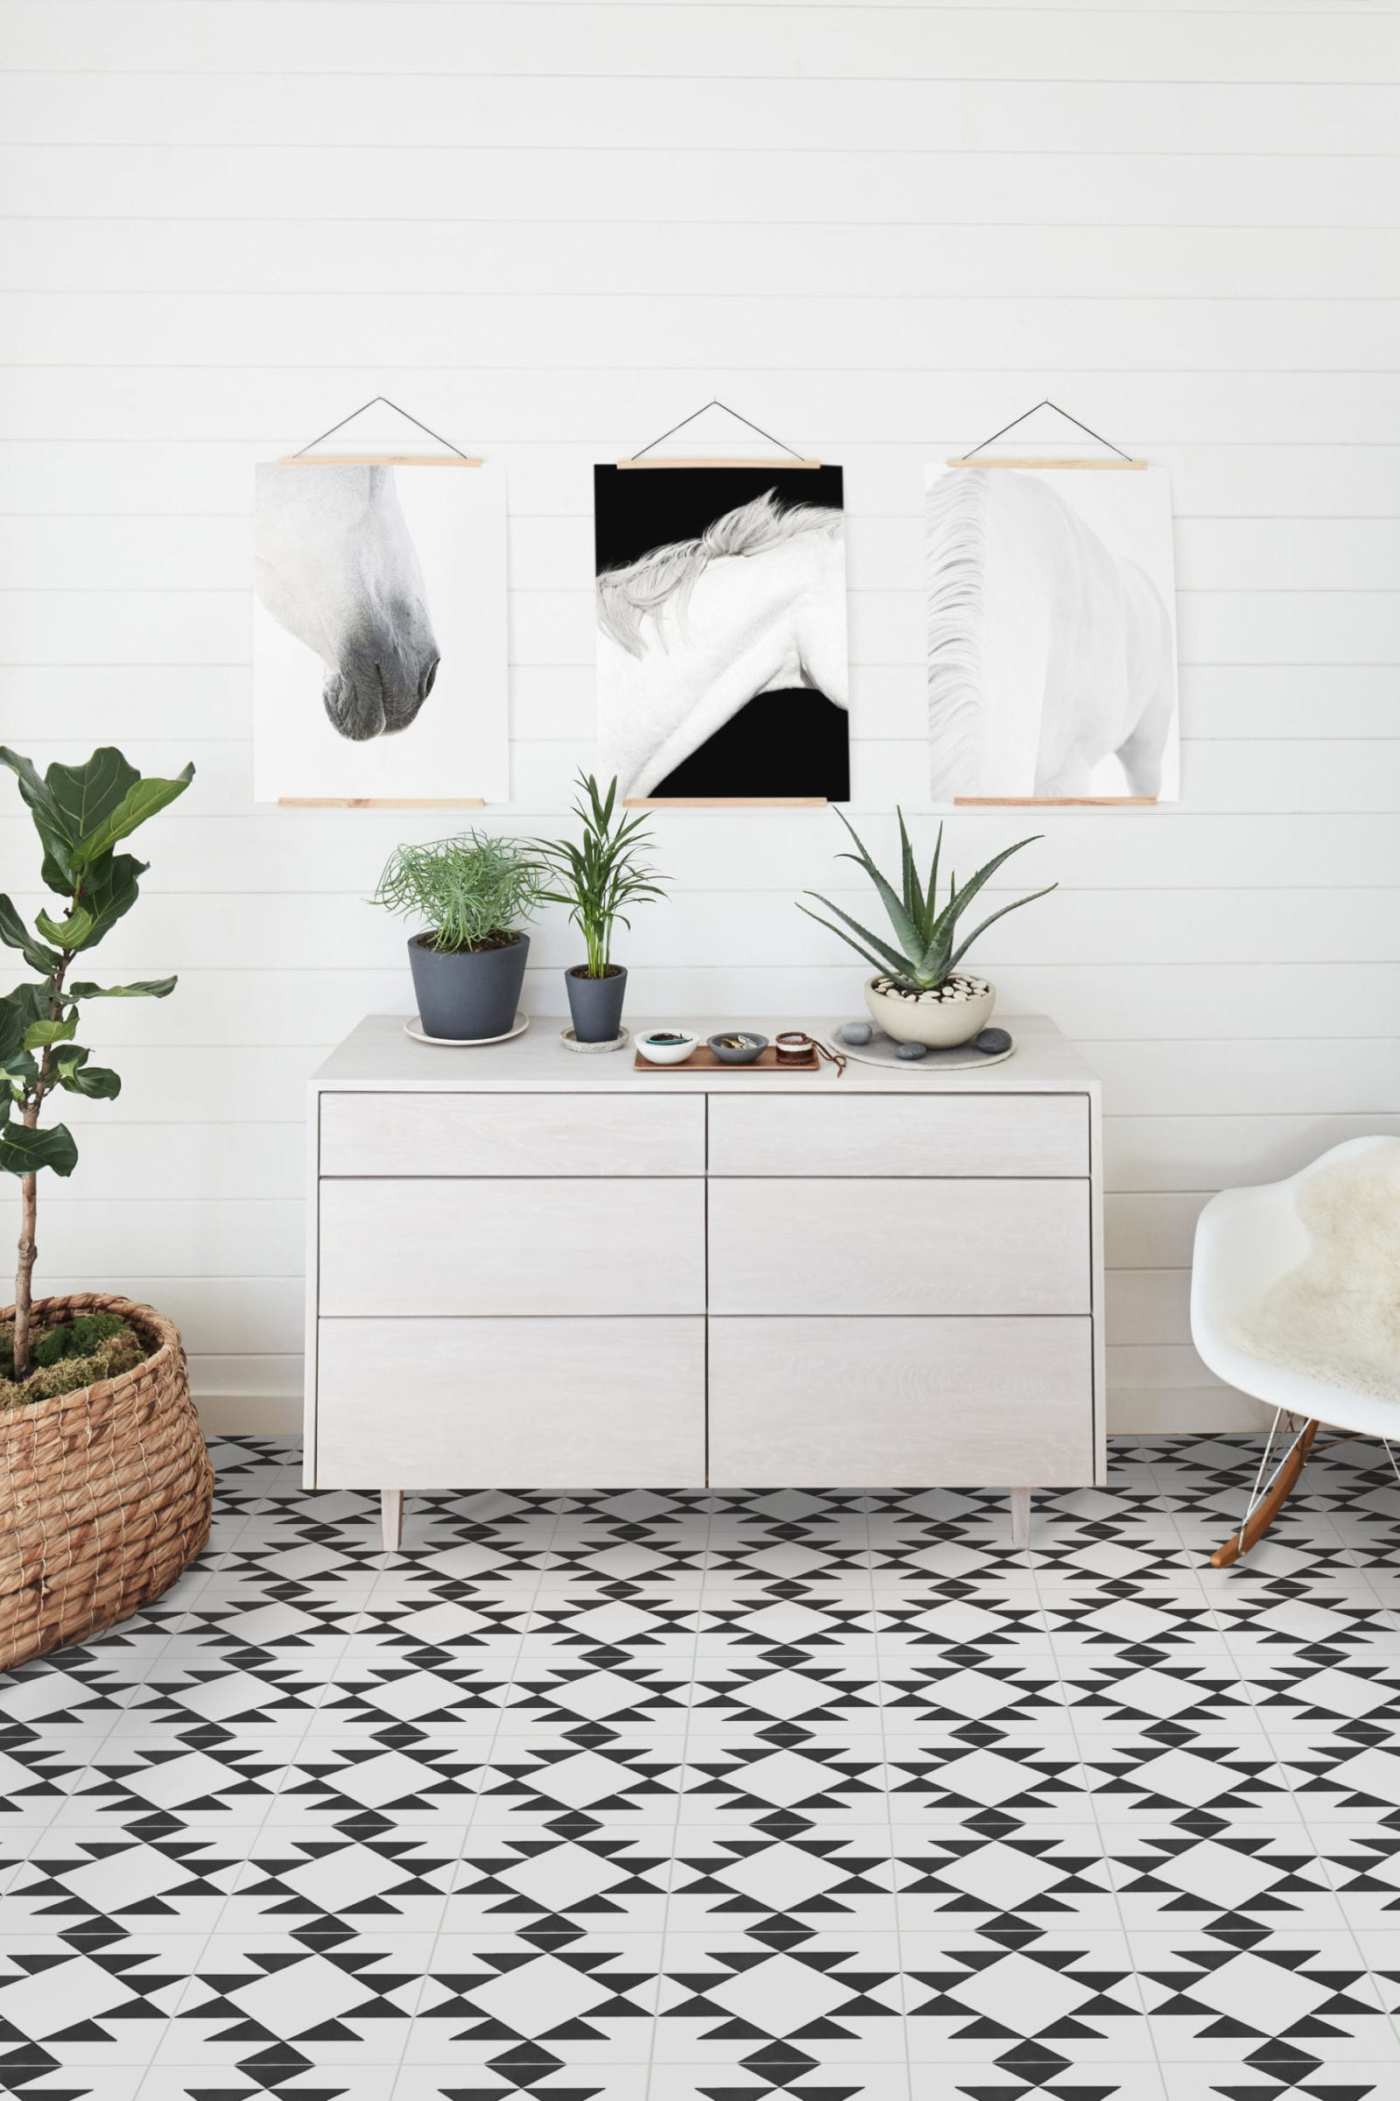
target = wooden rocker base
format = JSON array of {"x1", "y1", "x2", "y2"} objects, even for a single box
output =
[{"x1": 1211, "y1": 1417, "x2": 1318, "y2": 1567}]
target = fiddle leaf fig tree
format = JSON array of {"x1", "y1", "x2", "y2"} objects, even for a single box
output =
[{"x1": 0, "y1": 747, "x2": 193, "y2": 1382}]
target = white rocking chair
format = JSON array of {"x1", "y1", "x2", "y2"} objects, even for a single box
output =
[{"x1": 1190, "y1": 1133, "x2": 1400, "y2": 1566}]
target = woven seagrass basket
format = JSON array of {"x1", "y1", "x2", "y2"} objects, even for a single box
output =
[{"x1": 0, "y1": 1294, "x2": 213, "y2": 1670}]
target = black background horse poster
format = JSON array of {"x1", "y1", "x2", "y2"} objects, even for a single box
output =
[
  {"x1": 593, "y1": 465, "x2": 850, "y2": 801},
  {"x1": 254, "y1": 460, "x2": 508, "y2": 801}
]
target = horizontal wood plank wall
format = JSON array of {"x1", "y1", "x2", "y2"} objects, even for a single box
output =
[{"x1": 3, "y1": 0, "x2": 1396, "y2": 1435}]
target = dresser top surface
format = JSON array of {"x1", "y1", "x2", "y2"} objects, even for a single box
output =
[{"x1": 312, "y1": 1013, "x2": 1100, "y2": 1096}]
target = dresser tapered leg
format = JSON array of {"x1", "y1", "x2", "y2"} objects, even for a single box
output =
[
  {"x1": 1009, "y1": 1488, "x2": 1031, "y2": 1549},
  {"x1": 382, "y1": 1489, "x2": 403, "y2": 1553}
]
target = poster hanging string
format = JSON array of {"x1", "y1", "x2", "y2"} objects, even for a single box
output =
[
  {"x1": 955, "y1": 399, "x2": 1134, "y2": 464},
  {"x1": 630, "y1": 399, "x2": 807, "y2": 462},
  {"x1": 290, "y1": 394, "x2": 476, "y2": 461}
]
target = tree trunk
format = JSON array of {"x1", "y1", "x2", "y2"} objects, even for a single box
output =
[{"x1": 12, "y1": 1170, "x2": 37, "y2": 1382}]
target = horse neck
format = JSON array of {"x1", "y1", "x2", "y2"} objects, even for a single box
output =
[{"x1": 608, "y1": 537, "x2": 831, "y2": 798}]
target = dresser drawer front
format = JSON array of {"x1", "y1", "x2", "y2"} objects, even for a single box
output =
[
  {"x1": 320, "y1": 1178, "x2": 705, "y2": 1315},
  {"x1": 316, "y1": 1317, "x2": 705, "y2": 1486},
  {"x1": 708, "y1": 1178, "x2": 1088, "y2": 1314},
  {"x1": 708, "y1": 1092, "x2": 1087, "y2": 1178},
  {"x1": 321, "y1": 1091, "x2": 704, "y2": 1178},
  {"x1": 710, "y1": 1317, "x2": 1093, "y2": 1485}
]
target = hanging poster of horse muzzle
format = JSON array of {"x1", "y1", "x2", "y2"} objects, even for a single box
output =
[
  {"x1": 252, "y1": 459, "x2": 508, "y2": 802},
  {"x1": 925, "y1": 461, "x2": 1180, "y2": 804},
  {"x1": 593, "y1": 465, "x2": 850, "y2": 804}
]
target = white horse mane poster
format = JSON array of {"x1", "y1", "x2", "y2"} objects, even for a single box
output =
[
  {"x1": 925, "y1": 462, "x2": 1179, "y2": 802},
  {"x1": 253, "y1": 458, "x2": 508, "y2": 801},
  {"x1": 593, "y1": 465, "x2": 849, "y2": 800}
]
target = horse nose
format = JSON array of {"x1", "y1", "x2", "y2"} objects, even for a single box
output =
[{"x1": 419, "y1": 655, "x2": 440, "y2": 704}]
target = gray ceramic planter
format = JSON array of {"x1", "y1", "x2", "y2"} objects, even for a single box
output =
[
  {"x1": 566, "y1": 964, "x2": 628, "y2": 1044},
  {"x1": 409, "y1": 931, "x2": 529, "y2": 1040}
]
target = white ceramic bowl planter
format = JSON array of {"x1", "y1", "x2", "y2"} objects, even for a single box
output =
[{"x1": 865, "y1": 971, "x2": 996, "y2": 1048}]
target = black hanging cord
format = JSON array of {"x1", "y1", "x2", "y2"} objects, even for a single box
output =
[
  {"x1": 957, "y1": 399, "x2": 1133, "y2": 464},
  {"x1": 291, "y1": 394, "x2": 474, "y2": 461},
  {"x1": 630, "y1": 398, "x2": 805, "y2": 462}
]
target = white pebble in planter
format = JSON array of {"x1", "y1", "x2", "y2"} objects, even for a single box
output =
[{"x1": 865, "y1": 971, "x2": 996, "y2": 1049}]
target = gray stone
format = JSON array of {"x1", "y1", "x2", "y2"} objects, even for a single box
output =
[
  {"x1": 975, "y1": 1027, "x2": 1012, "y2": 1055},
  {"x1": 895, "y1": 1040, "x2": 928, "y2": 1061},
  {"x1": 837, "y1": 1020, "x2": 872, "y2": 1046}
]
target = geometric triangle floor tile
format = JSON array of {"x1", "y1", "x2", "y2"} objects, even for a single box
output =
[{"x1": 12, "y1": 1432, "x2": 1400, "y2": 2091}]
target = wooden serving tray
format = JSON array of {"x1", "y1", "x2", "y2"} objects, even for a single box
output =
[{"x1": 634, "y1": 1045, "x2": 820, "y2": 1074}]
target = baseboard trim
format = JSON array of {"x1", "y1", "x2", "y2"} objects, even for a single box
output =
[
  {"x1": 196, "y1": 1392, "x2": 301, "y2": 1435},
  {"x1": 197, "y1": 1387, "x2": 1272, "y2": 1440}
]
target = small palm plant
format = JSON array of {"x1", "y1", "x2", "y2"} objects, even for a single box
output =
[
  {"x1": 535, "y1": 774, "x2": 667, "y2": 1043},
  {"x1": 536, "y1": 774, "x2": 667, "y2": 980},
  {"x1": 798, "y1": 807, "x2": 1056, "y2": 993}
]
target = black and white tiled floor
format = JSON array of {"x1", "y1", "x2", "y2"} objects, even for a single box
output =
[{"x1": 5, "y1": 1435, "x2": 1400, "y2": 2099}]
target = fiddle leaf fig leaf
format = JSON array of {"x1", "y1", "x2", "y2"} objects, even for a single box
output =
[
  {"x1": 23, "y1": 1013, "x2": 77, "y2": 1052},
  {"x1": 60, "y1": 756, "x2": 194, "y2": 868},
  {"x1": 0, "y1": 896, "x2": 62, "y2": 975},
  {"x1": 0, "y1": 986, "x2": 50, "y2": 1063},
  {"x1": 50, "y1": 854, "x2": 145, "y2": 954},
  {"x1": 0, "y1": 1119, "x2": 78, "y2": 1178},
  {"x1": 42, "y1": 748, "x2": 140, "y2": 853},
  {"x1": 68, "y1": 976, "x2": 177, "y2": 1000},
  {"x1": 53, "y1": 1049, "x2": 121, "y2": 1100},
  {"x1": 35, "y1": 904, "x2": 95, "y2": 951},
  {"x1": 0, "y1": 747, "x2": 74, "y2": 890},
  {"x1": 3, "y1": 1048, "x2": 39, "y2": 1094}
]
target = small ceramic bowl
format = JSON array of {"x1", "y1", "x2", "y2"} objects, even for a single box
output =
[
  {"x1": 637, "y1": 1029, "x2": 699, "y2": 1067},
  {"x1": 707, "y1": 1031, "x2": 768, "y2": 1065}
]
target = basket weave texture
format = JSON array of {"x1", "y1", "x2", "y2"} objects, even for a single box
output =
[{"x1": 0, "y1": 1294, "x2": 212, "y2": 1670}]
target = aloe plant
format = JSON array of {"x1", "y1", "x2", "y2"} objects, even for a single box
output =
[
  {"x1": 798, "y1": 807, "x2": 1055, "y2": 993},
  {"x1": 0, "y1": 747, "x2": 193, "y2": 1381}
]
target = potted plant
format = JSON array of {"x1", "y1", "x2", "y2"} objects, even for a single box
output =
[
  {"x1": 0, "y1": 744, "x2": 213, "y2": 1668},
  {"x1": 798, "y1": 807, "x2": 1056, "y2": 1047},
  {"x1": 535, "y1": 774, "x2": 667, "y2": 1044},
  {"x1": 372, "y1": 831, "x2": 545, "y2": 1041}
]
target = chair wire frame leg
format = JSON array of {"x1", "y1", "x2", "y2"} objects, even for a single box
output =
[{"x1": 1211, "y1": 1409, "x2": 1319, "y2": 1568}]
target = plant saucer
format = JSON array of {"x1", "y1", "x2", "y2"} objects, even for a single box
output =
[
  {"x1": 403, "y1": 1011, "x2": 530, "y2": 1048},
  {"x1": 561, "y1": 1025, "x2": 631, "y2": 1055}
]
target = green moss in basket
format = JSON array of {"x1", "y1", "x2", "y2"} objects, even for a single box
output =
[{"x1": 0, "y1": 1313, "x2": 147, "y2": 1407}]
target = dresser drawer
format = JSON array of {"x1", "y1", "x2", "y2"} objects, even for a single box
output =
[
  {"x1": 709, "y1": 1317, "x2": 1093, "y2": 1485},
  {"x1": 316, "y1": 1317, "x2": 705, "y2": 1486},
  {"x1": 320, "y1": 1178, "x2": 705, "y2": 1315},
  {"x1": 708, "y1": 1093, "x2": 1087, "y2": 1177},
  {"x1": 708, "y1": 1178, "x2": 1088, "y2": 1315},
  {"x1": 321, "y1": 1091, "x2": 704, "y2": 1177}
]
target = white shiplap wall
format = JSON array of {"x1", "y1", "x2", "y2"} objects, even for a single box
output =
[{"x1": 3, "y1": 0, "x2": 1398, "y2": 1433}]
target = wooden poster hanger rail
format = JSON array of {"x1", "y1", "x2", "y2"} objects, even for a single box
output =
[{"x1": 274, "y1": 396, "x2": 487, "y2": 810}]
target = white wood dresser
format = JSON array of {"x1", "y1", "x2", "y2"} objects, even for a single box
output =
[{"x1": 306, "y1": 1014, "x2": 1105, "y2": 1547}]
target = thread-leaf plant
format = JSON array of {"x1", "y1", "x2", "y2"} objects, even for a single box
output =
[
  {"x1": 798, "y1": 806, "x2": 1056, "y2": 993},
  {"x1": 0, "y1": 747, "x2": 194, "y2": 1386},
  {"x1": 535, "y1": 774, "x2": 667, "y2": 980},
  {"x1": 371, "y1": 832, "x2": 546, "y2": 952}
]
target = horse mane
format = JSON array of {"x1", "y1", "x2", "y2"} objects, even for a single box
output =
[
  {"x1": 925, "y1": 468, "x2": 988, "y2": 798},
  {"x1": 596, "y1": 488, "x2": 842, "y2": 658}
]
